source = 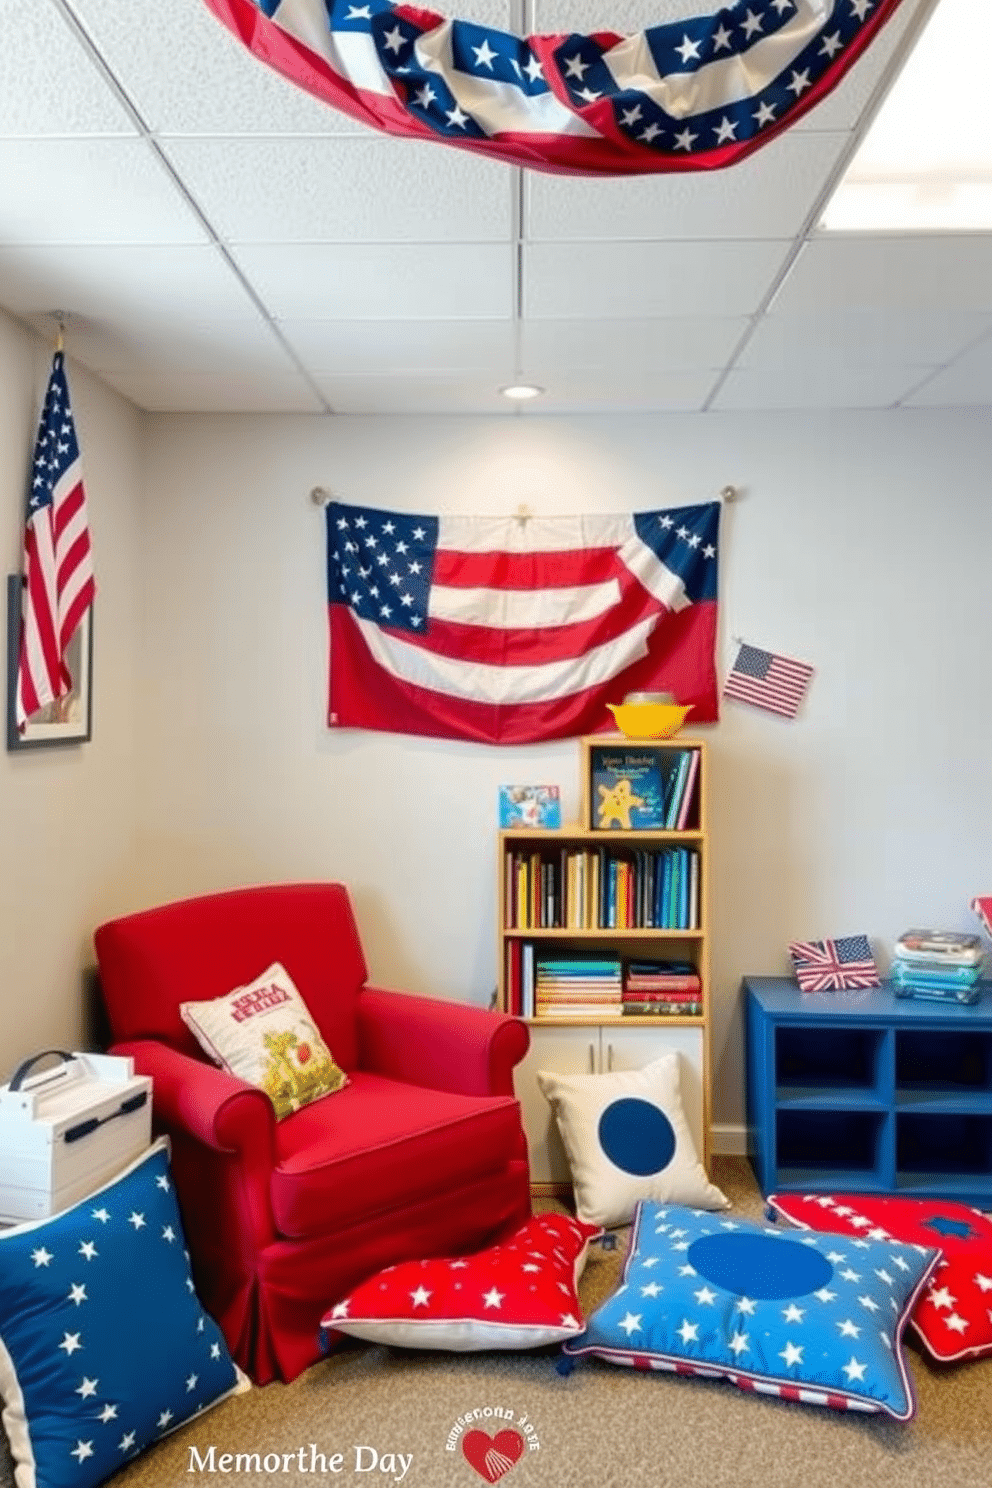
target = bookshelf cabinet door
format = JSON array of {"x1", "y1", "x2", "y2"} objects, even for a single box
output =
[
  {"x1": 512, "y1": 1026, "x2": 600, "y2": 1185},
  {"x1": 513, "y1": 1024, "x2": 707, "y2": 1185}
]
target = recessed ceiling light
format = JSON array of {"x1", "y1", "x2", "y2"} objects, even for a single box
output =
[
  {"x1": 499, "y1": 383, "x2": 544, "y2": 400},
  {"x1": 822, "y1": 0, "x2": 992, "y2": 232}
]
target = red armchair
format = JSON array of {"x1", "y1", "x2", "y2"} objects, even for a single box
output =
[{"x1": 93, "y1": 883, "x2": 531, "y2": 1384}]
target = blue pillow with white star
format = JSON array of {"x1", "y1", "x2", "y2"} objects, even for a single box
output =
[
  {"x1": 0, "y1": 1139, "x2": 247, "y2": 1488},
  {"x1": 562, "y1": 1202, "x2": 941, "y2": 1420}
]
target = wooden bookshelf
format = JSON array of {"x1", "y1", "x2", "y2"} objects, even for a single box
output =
[{"x1": 498, "y1": 735, "x2": 712, "y2": 1190}]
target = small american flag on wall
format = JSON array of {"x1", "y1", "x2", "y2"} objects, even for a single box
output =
[
  {"x1": 788, "y1": 935, "x2": 881, "y2": 993},
  {"x1": 723, "y1": 641, "x2": 813, "y2": 718}
]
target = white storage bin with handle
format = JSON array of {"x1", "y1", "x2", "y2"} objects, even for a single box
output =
[{"x1": 0, "y1": 1049, "x2": 152, "y2": 1222}]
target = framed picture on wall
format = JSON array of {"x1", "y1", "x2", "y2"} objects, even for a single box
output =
[{"x1": 5, "y1": 573, "x2": 93, "y2": 750}]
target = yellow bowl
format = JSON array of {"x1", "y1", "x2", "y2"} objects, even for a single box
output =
[{"x1": 606, "y1": 702, "x2": 693, "y2": 739}]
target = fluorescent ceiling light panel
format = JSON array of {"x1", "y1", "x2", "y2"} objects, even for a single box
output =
[{"x1": 822, "y1": 0, "x2": 992, "y2": 232}]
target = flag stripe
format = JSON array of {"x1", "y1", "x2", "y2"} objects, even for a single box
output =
[
  {"x1": 431, "y1": 545, "x2": 621, "y2": 588},
  {"x1": 429, "y1": 577, "x2": 622, "y2": 630},
  {"x1": 353, "y1": 608, "x2": 659, "y2": 704}
]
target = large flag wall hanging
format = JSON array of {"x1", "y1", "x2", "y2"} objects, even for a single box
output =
[
  {"x1": 325, "y1": 499, "x2": 720, "y2": 744},
  {"x1": 15, "y1": 350, "x2": 96, "y2": 733},
  {"x1": 203, "y1": 0, "x2": 907, "y2": 177}
]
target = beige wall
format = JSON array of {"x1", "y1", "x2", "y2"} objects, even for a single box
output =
[
  {"x1": 0, "y1": 311, "x2": 142, "y2": 1070},
  {"x1": 129, "y1": 407, "x2": 992, "y2": 1144}
]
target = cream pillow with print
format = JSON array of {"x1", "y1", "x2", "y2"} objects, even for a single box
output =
[{"x1": 181, "y1": 962, "x2": 347, "y2": 1120}]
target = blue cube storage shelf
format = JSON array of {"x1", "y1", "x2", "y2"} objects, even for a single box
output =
[{"x1": 744, "y1": 976, "x2": 992, "y2": 1206}]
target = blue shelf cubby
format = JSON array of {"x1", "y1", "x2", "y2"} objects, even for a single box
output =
[{"x1": 744, "y1": 976, "x2": 992, "y2": 1206}]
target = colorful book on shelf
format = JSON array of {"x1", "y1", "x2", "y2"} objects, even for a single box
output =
[
  {"x1": 894, "y1": 928, "x2": 985, "y2": 967},
  {"x1": 499, "y1": 783, "x2": 562, "y2": 828},
  {"x1": 890, "y1": 960, "x2": 982, "y2": 989},
  {"x1": 521, "y1": 942, "x2": 535, "y2": 1018},
  {"x1": 623, "y1": 963, "x2": 700, "y2": 987},
  {"x1": 675, "y1": 748, "x2": 701, "y2": 830},
  {"x1": 592, "y1": 749, "x2": 666, "y2": 830},
  {"x1": 622, "y1": 1000, "x2": 703, "y2": 1016},
  {"x1": 663, "y1": 750, "x2": 692, "y2": 830},
  {"x1": 622, "y1": 990, "x2": 702, "y2": 1005}
]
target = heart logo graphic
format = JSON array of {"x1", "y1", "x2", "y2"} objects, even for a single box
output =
[{"x1": 461, "y1": 1429, "x2": 525, "y2": 1483}]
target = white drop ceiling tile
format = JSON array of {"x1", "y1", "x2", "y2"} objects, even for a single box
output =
[
  {"x1": 0, "y1": 243, "x2": 264, "y2": 326},
  {"x1": 67, "y1": 0, "x2": 367, "y2": 136},
  {"x1": 71, "y1": 0, "x2": 513, "y2": 136},
  {"x1": 524, "y1": 240, "x2": 790, "y2": 318},
  {"x1": 902, "y1": 334, "x2": 992, "y2": 407},
  {"x1": 18, "y1": 311, "x2": 300, "y2": 380},
  {"x1": 520, "y1": 316, "x2": 748, "y2": 372},
  {"x1": 712, "y1": 362, "x2": 931, "y2": 411},
  {"x1": 1, "y1": 0, "x2": 136, "y2": 136},
  {"x1": 232, "y1": 243, "x2": 513, "y2": 320},
  {"x1": 278, "y1": 319, "x2": 515, "y2": 373},
  {"x1": 160, "y1": 135, "x2": 513, "y2": 244},
  {"x1": 772, "y1": 235, "x2": 992, "y2": 315},
  {"x1": 790, "y1": 0, "x2": 934, "y2": 133},
  {"x1": 312, "y1": 374, "x2": 521, "y2": 415},
  {"x1": 738, "y1": 309, "x2": 992, "y2": 372},
  {"x1": 99, "y1": 367, "x2": 325, "y2": 415},
  {"x1": 531, "y1": 367, "x2": 719, "y2": 412},
  {"x1": 0, "y1": 139, "x2": 208, "y2": 246},
  {"x1": 527, "y1": 131, "x2": 848, "y2": 241}
]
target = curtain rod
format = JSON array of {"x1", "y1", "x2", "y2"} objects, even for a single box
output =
[{"x1": 310, "y1": 485, "x2": 738, "y2": 506}]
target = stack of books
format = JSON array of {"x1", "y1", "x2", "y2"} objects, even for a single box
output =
[
  {"x1": 534, "y1": 958, "x2": 624, "y2": 1018},
  {"x1": 621, "y1": 960, "x2": 702, "y2": 1017},
  {"x1": 890, "y1": 929, "x2": 985, "y2": 1004}
]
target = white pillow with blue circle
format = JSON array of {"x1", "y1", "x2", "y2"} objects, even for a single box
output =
[
  {"x1": 536, "y1": 1053, "x2": 727, "y2": 1228},
  {"x1": 0, "y1": 1138, "x2": 248, "y2": 1488},
  {"x1": 561, "y1": 1201, "x2": 941, "y2": 1420}
]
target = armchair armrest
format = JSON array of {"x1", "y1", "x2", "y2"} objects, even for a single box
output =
[
  {"x1": 356, "y1": 987, "x2": 529, "y2": 1097},
  {"x1": 110, "y1": 1038, "x2": 276, "y2": 1163}
]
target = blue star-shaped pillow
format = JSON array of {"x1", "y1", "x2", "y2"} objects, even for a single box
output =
[
  {"x1": 0, "y1": 1140, "x2": 247, "y2": 1488},
  {"x1": 562, "y1": 1202, "x2": 940, "y2": 1420}
]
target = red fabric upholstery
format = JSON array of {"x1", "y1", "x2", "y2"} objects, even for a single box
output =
[
  {"x1": 94, "y1": 883, "x2": 531, "y2": 1384},
  {"x1": 271, "y1": 1073, "x2": 525, "y2": 1238},
  {"x1": 94, "y1": 883, "x2": 368, "y2": 1069}
]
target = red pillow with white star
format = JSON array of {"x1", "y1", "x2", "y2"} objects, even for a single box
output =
[
  {"x1": 320, "y1": 1213, "x2": 602, "y2": 1351},
  {"x1": 769, "y1": 1192, "x2": 992, "y2": 1363}
]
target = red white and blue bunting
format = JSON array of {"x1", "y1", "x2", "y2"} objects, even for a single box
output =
[{"x1": 203, "y1": 0, "x2": 906, "y2": 176}]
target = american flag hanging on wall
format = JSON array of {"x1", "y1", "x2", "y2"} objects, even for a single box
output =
[
  {"x1": 202, "y1": 0, "x2": 907, "y2": 177},
  {"x1": 15, "y1": 351, "x2": 96, "y2": 732},
  {"x1": 325, "y1": 499, "x2": 719, "y2": 744}
]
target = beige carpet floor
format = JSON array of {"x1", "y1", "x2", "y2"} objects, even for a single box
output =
[{"x1": 94, "y1": 1160, "x2": 992, "y2": 1488}]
